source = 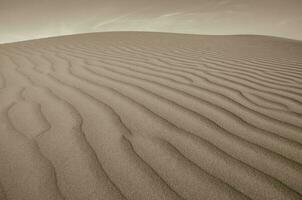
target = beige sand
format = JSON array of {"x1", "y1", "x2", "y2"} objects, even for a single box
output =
[{"x1": 0, "y1": 32, "x2": 302, "y2": 200}]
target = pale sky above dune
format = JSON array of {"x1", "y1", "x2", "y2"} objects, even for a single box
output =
[{"x1": 0, "y1": 0, "x2": 302, "y2": 43}]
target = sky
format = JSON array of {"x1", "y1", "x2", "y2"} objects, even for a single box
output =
[{"x1": 1, "y1": 0, "x2": 302, "y2": 43}]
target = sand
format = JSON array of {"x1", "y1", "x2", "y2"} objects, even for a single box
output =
[{"x1": 0, "y1": 32, "x2": 302, "y2": 200}]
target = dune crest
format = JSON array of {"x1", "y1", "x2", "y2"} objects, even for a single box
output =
[{"x1": 0, "y1": 32, "x2": 302, "y2": 200}]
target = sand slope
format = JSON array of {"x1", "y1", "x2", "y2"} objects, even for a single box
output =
[{"x1": 0, "y1": 32, "x2": 302, "y2": 200}]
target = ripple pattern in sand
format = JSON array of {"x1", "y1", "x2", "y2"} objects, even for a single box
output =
[{"x1": 0, "y1": 32, "x2": 302, "y2": 200}]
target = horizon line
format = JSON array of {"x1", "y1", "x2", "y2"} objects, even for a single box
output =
[{"x1": 1, "y1": 30, "x2": 302, "y2": 45}]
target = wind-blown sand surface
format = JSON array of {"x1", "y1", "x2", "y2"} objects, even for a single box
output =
[{"x1": 0, "y1": 32, "x2": 302, "y2": 200}]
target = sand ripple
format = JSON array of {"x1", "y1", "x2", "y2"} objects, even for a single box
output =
[{"x1": 0, "y1": 32, "x2": 302, "y2": 200}]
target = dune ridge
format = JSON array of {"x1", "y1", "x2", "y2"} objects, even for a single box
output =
[{"x1": 0, "y1": 32, "x2": 302, "y2": 200}]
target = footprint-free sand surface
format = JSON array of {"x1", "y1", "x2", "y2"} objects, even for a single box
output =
[{"x1": 0, "y1": 32, "x2": 302, "y2": 200}]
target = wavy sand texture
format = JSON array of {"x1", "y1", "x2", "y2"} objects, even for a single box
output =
[{"x1": 0, "y1": 32, "x2": 302, "y2": 200}]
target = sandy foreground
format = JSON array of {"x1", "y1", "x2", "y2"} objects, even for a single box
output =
[{"x1": 0, "y1": 32, "x2": 302, "y2": 200}]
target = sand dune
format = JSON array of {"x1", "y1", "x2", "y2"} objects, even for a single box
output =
[{"x1": 0, "y1": 32, "x2": 302, "y2": 200}]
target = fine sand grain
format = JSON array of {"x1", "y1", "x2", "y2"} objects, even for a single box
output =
[{"x1": 0, "y1": 32, "x2": 302, "y2": 200}]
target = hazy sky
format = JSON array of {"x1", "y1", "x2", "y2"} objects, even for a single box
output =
[{"x1": 1, "y1": 0, "x2": 302, "y2": 43}]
